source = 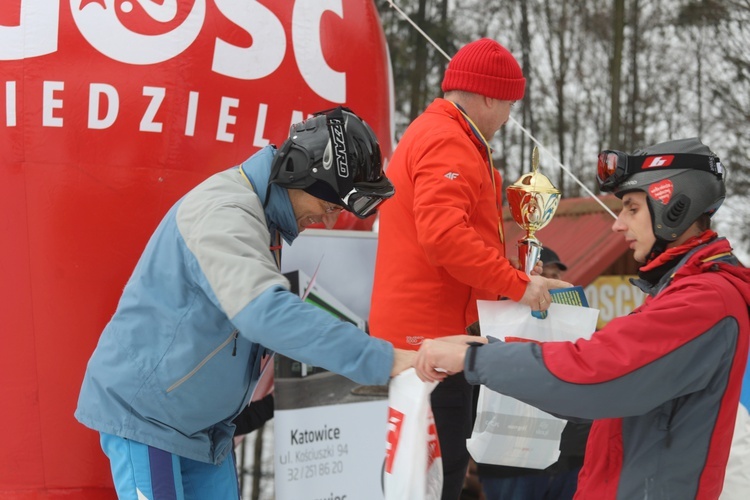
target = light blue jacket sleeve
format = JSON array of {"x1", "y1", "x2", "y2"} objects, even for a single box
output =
[{"x1": 232, "y1": 285, "x2": 394, "y2": 386}]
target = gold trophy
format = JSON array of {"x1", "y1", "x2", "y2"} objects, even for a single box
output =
[{"x1": 506, "y1": 147, "x2": 561, "y2": 276}]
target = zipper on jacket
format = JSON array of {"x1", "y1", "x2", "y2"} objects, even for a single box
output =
[
  {"x1": 166, "y1": 329, "x2": 239, "y2": 393},
  {"x1": 232, "y1": 330, "x2": 239, "y2": 356}
]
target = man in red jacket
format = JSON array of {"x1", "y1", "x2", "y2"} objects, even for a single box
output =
[
  {"x1": 369, "y1": 38, "x2": 568, "y2": 499},
  {"x1": 415, "y1": 137, "x2": 750, "y2": 499}
]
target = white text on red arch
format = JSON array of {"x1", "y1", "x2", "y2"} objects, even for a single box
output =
[
  {"x1": 1, "y1": 0, "x2": 359, "y2": 145},
  {"x1": 1, "y1": 0, "x2": 347, "y2": 102}
]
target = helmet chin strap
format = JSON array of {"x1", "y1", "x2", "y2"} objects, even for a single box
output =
[
  {"x1": 645, "y1": 238, "x2": 669, "y2": 263},
  {"x1": 265, "y1": 149, "x2": 284, "y2": 209},
  {"x1": 644, "y1": 195, "x2": 669, "y2": 263}
]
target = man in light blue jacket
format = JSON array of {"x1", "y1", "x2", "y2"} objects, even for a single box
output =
[{"x1": 75, "y1": 107, "x2": 412, "y2": 499}]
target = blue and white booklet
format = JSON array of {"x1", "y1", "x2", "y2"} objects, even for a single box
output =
[{"x1": 532, "y1": 285, "x2": 589, "y2": 319}]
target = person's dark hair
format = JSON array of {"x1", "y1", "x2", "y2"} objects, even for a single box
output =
[{"x1": 695, "y1": 213, "x2": 712, "y2": 232}]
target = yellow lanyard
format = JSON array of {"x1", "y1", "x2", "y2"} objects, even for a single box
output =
[
  {"x1": 703, "y1": 252, "x2": 732, "y2": 262},
  {"x1": 668, "y1": 251, "x2": 733, "y2": 281},
  {"x1": 450, "y1": 102, "x2": 504, "y2": 244},
  {"x1": 238, "y1": 166, "x2": 282, "y2": 269}
]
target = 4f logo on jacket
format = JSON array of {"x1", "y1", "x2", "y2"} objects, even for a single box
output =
[{"x1": 444, "y1": 172, "x2": 459, "y2": 180}]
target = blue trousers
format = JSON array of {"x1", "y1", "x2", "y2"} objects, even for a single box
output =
[{"x1": 100, "y1": 433, "x2": 240, "y2": 500}]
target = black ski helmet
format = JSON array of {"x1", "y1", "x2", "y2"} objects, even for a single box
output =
[
  {"x1": 598, "y1": 137, "x2": 725, "y2": 250},
  {"x1": 269, "y1": 107, "x2": 394, "y2": 219}
]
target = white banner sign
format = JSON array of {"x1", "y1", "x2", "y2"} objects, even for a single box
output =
[{"x1": 274, "y1": 400, "x2": 388, "y2": 500}]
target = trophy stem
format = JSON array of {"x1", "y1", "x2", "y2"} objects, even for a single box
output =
[{"x1": 518, "y1": 238, "x2": 542, "y2": 276}]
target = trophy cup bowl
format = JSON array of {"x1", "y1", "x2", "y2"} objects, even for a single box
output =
[{"x1": 506, "y1": 149, "x2": 561, "y2": 276}]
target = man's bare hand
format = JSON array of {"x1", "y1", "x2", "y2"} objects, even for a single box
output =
[
  {"x1": 509, "y1": 256, "x2": 543, "y2": 275},
  {"x1": 414, "y1": 339, "x2": 469, "y2": 382},
  {"x1": 518, "y1": 275, "x2": 573, "y2": 311},
  {"x1": 391, "y1": 348, "x2": 416, "y2": 377},
  {"x1": 531, "y1": 259, "x2": 544, "y2": 276}
]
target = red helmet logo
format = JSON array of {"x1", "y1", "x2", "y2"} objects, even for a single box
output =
[{"x1": 648, "y1": 179, "x2": 674, "y2": 204}]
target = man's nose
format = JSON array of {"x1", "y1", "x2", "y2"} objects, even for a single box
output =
[{"x1": 612, "y1": 214, "x2": 626, "y2": 233}]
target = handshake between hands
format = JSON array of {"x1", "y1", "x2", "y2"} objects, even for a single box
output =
[{"x1": 391, "y1": 335, "x2": 489, "y2": 383}]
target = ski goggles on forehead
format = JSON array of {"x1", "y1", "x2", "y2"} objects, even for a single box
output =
[
  {"x1": 342, "y1": 180, "x2": 395, "y2": 219},
  {"x1": 597, "y1": 150, "x2": 724, "y2": 192}
]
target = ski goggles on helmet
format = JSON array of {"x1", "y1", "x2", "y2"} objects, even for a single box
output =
[
  {"x1": 341, "y1": 179, "x2": 395, "y2": 219},
  {"x1": 597, "y1": 150, "x2": 724, "y2": 192}
]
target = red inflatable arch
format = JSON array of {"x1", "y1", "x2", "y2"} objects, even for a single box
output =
[{"x1": 0, "y1": 1, "x2": 392, "y2": 497}]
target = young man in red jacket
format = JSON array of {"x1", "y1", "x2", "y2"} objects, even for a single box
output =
[
  {"x1": 415, "y1": 137, "x2": 750, "y2": 499},
  {"x1": 369, "y1": 38, "x2": 568, "y2": 499}
]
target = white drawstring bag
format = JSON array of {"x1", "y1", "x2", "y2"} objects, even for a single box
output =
[
  {"x1": 467, "y1": 300, "x2": 599, "y2": 469},
  {"x1": 383, "y1": 368, "x2": 443, "y2": 500}
]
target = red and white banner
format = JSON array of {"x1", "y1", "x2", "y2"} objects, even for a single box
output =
[{"x1": 0, "y1": 1, "x2": 392, "y2": 496}]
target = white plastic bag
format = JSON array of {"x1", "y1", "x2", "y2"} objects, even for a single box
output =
[
  {"x1": 383, "y1": 368, "x2": 443, "y2": 500},
  {"x1": 468, "y1": 383, "x2": 567, "y2": 469},
  {"x1": 466, "y1": 300, "x2": 598, "y2": 469}
]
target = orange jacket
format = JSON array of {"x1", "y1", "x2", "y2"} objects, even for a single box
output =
[{"x1": 369, "y1": 99, "x2": 529, "y2": 349}]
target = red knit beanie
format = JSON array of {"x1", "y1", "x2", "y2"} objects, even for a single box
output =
[{"x1": 441, "y1": 38, "x2": 526, "y2": 101}]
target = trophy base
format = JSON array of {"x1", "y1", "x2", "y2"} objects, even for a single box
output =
[{"x1": 518, "y1": 238, "x2": 542, "y2": 276}]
